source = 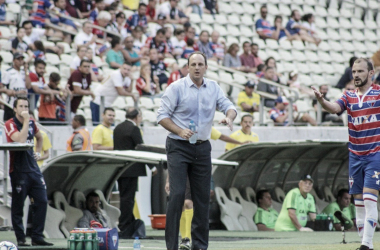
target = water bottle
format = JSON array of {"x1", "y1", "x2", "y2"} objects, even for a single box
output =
[
  {"x1": 189, "y1": 120, "x2": 197, "y2": 144},
  {"x1": 133, "y1": 237, "x2": 141, "y2": 250}
]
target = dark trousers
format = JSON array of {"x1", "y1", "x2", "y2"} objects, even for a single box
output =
[
  {"x1": 90, "y1": 101, "x2": 100, "y2": 126},
  {"x1": 117, "y1": 177, "x2": 138, "y2": 232},
  {"x1": 10, "y1": 171, "x2": 48, "y2": 241},
  {"x1": 165, "y1": 138, "x2": 212, "y2": 250}
]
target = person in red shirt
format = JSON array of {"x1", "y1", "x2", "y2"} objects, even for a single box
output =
[
  {"x1": 167, "y1": 63, "x2": 188, "y2": 87},
  {"x1": 67, "y1": 59, "x2": 94, "y2": 114},
  {"x1": 146, "y1": 0, "x2": 157, "y2": 22},
  {"x1": 92, "y1": 11, "x2": 112, "y2": 40}
]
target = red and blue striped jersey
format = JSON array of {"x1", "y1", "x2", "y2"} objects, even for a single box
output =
[
  {"x1": 336, "y1": 84, "x2": 380, "y2": 156},
  {"x1": 30, "y1": 0, "x2": 52, "y2": 28}
]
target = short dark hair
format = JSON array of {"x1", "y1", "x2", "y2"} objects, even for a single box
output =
[
  {"x1": 187, "y1": 51, "x2": 207, "y2": 66},
  {"x1": 138, "y1": 2, "x2": 147, "y2": 8},
  {"x1": 95, "y1": 0, "x2": 103, "y2": 4},
  {"x1": 34, "y1": 59, "x2": 46, "y2": 67},
  {"x1": 34, "y1": 40, "x2": 45, "y2": 53},
  {"x1": 116, "y1": 12, "x2": 125, "y2": 19},
  {"x1": 103, "y1": 107, "x2": 115, "y2": 114},
  {"x1": 49, "y1": 72, "x2": 61, "y2": 82},
  {"x1": 175, "y1": 29, "x2": 185, "y2": 36},
  {"x1": 80, "y1": 59, "x2": 91, "y2": 66},
  {"x1": 302, "y1": 13, "x2": 313, "y2": 22},
  {"x1": 260, "y1": 5, "x2": 267, "y2": 11},
  {"x1": 199, "y1": 30, "x2": 209, "y2": 37},
  {"x1": 16, "y1": 27, "x2": 24, "y2": 33},
  {"x1": 73, "y1": 114, "x2": 86, "y2": 126},
  {"x1": 291, "y1": 9, "x2": 298, "y2": 17},
  {"x1": 13, "y1": 97, "x2": 29, "y2": 108},
  {"x1": 22, "y1": 20, "x2": 32, "y2": 28},
  {"x1": 77, "y1": 45, "x2": 87, "y2": 52},
  {"x1": 186, "y1": 38, "x2": 194, "y2": 46},
  {"x1": 86, "y1": 191, "x2": 99, "y2": 201},
  {"x1": 257, "y1": 64, "x2": 265, "y2": 72},
  {"x1": 349, "y1": 56, "x2": 358, "y2": 68},
  {"x1": 337, "y1": 189, "x2": 349, "y2": 199},
  {"x1": 111, "y1": 36, "x2": 121, "y2": 48},
  {"x1": 265, "y1": 56, "x2": 276, "y2": 67},
  {"x1": 126, "y1": 108, "x2": 140, "y2": 119},
  {"x1": 241, "y1": 114, "x2": 253, "y2": 123},
  {"x1": 265, "y1": 66, "x2": 274, "y2": 72},
  {"x1": 133, "y1": 26, "x2": 143, "y2": 33},
  {"x1": 354, "y1": 58, "x2": 374, "y2": 71},
  {"x1": 256, "y1": 189, "x2": 269, "y2": 205},
  {"x1": 274, "y1": 15, "x2": 282, "y2": 23},
  {"x1": 251, "y1": 43, "x2": 258, "y2": 47},
  {"x1": 242, "y1": 41, "x2": 250, "y2": 47},
  {"x1": 156, "y1": 28, "x2": 165, "y2": 36}
]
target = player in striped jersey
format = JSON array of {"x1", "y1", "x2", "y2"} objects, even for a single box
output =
[{"x1": 312, "y1": 58, "x2": 378, "y2": 250}]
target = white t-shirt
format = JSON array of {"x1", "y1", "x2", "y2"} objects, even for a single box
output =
[
  {"x1": 74, "y1": 31, "x2": 94, "y2": 46},
  {"x1": 23, "y1": 28, "x2": 46, "y2": 45},
  {"x1": 2, "y1": 67, "x2": 26, "y2": 106},
  {"x1": 133, "y1": 37, "x2": 146, "y2": 53},
  {"x1": 158, "y1": 2, "x2": 173, "y2": 17},
  {"x1": 302, "y1": 21, "x2": 316, "y2": 36},
  {"x1": 93, "y1": 69, "x2": 131, "y2": 107},
  {"x1": 70, "y1": 56, "x2": 82, "y2": 70},
  {"x1": 170, "y1": 36, "x2": 186, "y2": 57}
]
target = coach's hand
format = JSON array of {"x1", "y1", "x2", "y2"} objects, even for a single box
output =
[
  {"x1": 219, "y1": 117, "x2": 233, "y2": 131},
  {"x1": 179, "y1": 129, "x2": 194, "y2": 140},
  {"x1": 311, "y1": 86, "x2": 324, "y2": 102}
]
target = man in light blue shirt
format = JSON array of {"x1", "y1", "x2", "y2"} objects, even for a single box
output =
[{"x1": 157, "y1": 51, "x2": 236, "y2": 250}]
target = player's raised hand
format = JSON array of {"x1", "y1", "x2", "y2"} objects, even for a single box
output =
[{"x1": 311, "y1": 86, "x2": 324, "y2": 102}]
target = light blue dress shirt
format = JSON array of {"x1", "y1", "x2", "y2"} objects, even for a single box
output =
[{"x1": 157, "y1": 74, "x2": 236, "y2": 141}]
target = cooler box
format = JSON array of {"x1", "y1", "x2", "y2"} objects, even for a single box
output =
[
  {"x1": 94, "y1": 228, "x2": 119, "y2": 250},
  {"x1": 148, "y1": 214, "x2": 166, "y2": 229}
]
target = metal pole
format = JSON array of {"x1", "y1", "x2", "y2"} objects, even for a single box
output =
[
  {"x1": 66, "y1": 94, "x2": 71, "y2": 124},
  {"x1": 29, "y1": 94, "x2": 35, "y2": 112},
  {"x1": 259, "y1": 97, "x2": 264, "y2": 126},
  {"x1": 317, "y1": 102, "x2": 322, "y2": 125},
  {"x1": 3, "y1": 150, "x2": 8, "y2": 212},
  {"x1": 100, "y1": 96, "x2": 105, "y2": 125},
  {"x1": 288, "y1": 100, "x2": 294, "y2": 126}
]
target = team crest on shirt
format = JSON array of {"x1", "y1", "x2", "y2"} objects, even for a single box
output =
[
  {"x1": 349, "y1": 176, "x2": 354, "y2": 188},
  {"x1": 372, "y1": 171, "x2": 380, "y2": 179}
]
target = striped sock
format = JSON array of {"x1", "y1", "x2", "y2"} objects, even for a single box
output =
[
  {"x1": 362, "y1": 193, "x2": 378, "y2": 248},
  {"x1": 355, "y1": 199, "x2": 365, "y2": 239}
]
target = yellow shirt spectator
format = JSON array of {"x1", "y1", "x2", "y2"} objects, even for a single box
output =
[
  {"x1": 237, "y1": 91, "x2": 260, "y2": 112},
  {"x1": 225, "y1": 129, "x2": 259, "y2": 151},
  {"x1": 122, "y1": 0, "x2": 139, "y2": 10},
  {"x1": 34, "y1": 130, "x2": 52, "y2": 167},
  {"x1": 210, "y1": 127, "x2": 222, "y2": 140},
  {"x1": 92, "y1": 124, "x2": 114, "y2": 148}
]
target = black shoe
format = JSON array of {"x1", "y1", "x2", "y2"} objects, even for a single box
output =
[
  {"x1": 17, "y1": 240, "x2": 30, "y2": 247},
  {"x1": 32, "y1": 239, "x2": 54, "y2": 246},
  {"x1": 356, "y1": 245, "x2": 370, "y2": 250},
  {"x1": 179, "y1": 237, "x2": 191, "y2": 250}
]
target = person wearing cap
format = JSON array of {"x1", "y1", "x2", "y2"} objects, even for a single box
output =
[
  {"x1": 270, "y1": 96, "x2": 317, "y2": 126},
  {"x1": 274, "y1": 175, "x2": 316, "y2": 232},
  {"x1": 225, "y1": 114, "x2": 259, "y2": 151},
  {"x1": 167, "y1": 62, "x2": 188, "y2": 87},
  {"x1": 237, "y1": 80, "x2": 260, "y2": 113},
  {"x1": 1, "y1": 52, "x2": 28, "y2": 121},
  {"x1": 322, "y1": 188, "x2": 356, "y2": 231}
]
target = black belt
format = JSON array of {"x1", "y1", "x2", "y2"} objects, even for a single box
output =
[{"x1": 194, "y1": 140, "x2": 208, "y2": 145}]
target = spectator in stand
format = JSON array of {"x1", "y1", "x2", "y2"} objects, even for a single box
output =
[
  {"x1": 255, "y1": 5, "x2": 273, "y2": 39},
  {"x1": 86, "y1": 48, "x2": 103, "y2": 82},
  {"x1": 265, "y1": 57, "x2": 281, "y2": 83},
  {"x1": 136, "y1": 63, "x2": 160, "y2": 96},
  {"x1": 0, "y1": 0, "x2": 15, "y2": 25},
  {"x1": 12, "y1": 27, "x2": 29, "y2": 54},
  {"x1": 66, "y1": 114, "x2": 92, "y2": 152},
  {"x1": 185, "y1": 0, "x2": 205, "y2": 17},
  {"x1": 91, "y1": 63, "x2": 135, "y2": 124},
  {"x1": 70, "y1": 45, "x2": 88, "y2": 73},
  {"x1": 237, "y1": 80, "x2": 260, "y2": 114},
  {"x1": 256, "y1": 64, "x2": 265, "y2": 78},
  {"x1": 270, "y1": 96, "x2": 317, "y2": 126},
  {"x1": 149, "y1": 48, "x2": 168, "y2": 89},
  {"x1": 151, "y1": 14, "x2": 166, "y2": 37},
  {"x1": 38, "y1": 72, "x2": 70, "y2": 125},
  {"x1": 251, "y1": 43, "x2": 263, "y2": 66},
  {"x1": 123, "y1": 36, "x2": 142, "y2": 67},
  {"x1": 30, "y1": 0, "x2": 55, "y2": 28},
  {"x1": 223, "y1": 43, "x2": 248, "y2": 72},
  {"x1": 1, "y1": 53, "x2": 28, "y2": 121},
  {"x1": 67, "y1": 59, "x2": 94, "y2": 115},
  {"x1": 122, "y1": 0, "x2": 138, "y2": 10},
  {"x1": 26, "y1": 60, "x2": 53, "y2": 105},
  {"x1": 146, "y1": 0, "x2": 157, "y2": 22},
  {"x1": 92, "y1": 107, "x2": 115, "y2": 149},
  {"x1": 22, "y1": 21, "x2": 46, "y2": 46},
  {"x1": 184, "y1": 26, "x2": 198, "y2": 51},
  {"x1": 144, "y1": 28, "x2": 171, "y2": 59},
  {"x1": 257, "y1": 67, "x2": 279, "y2": 108},
  {"x1": 65, "y1": 0, "x2": 82, "y2": 19},
  {"x1": 115, "y1": 12, "x2": 128, "y2": 40},
  {"x1": 106, "y1": 36, "x2": 125, "y2": 69},
  {"x1": 89, "y1": 0, "x2": 106, "y2": 22},
  {"x1": 164, "y1": 26, "x2": 174, "y2": 52},
  {"x1": 132, "y1": 26, "x2": 147, "y2": 54},
  {"x1": 50, "y1": 0, "x2": 78, "y2": 31},
  {"x1": 336, "y1": 56, "x2": 358, "y2": 89},
  {"x1": 301, "y1": 13, "x2": 321, "y2": 45},
  {"x1": 272, "y1": 15, "x2": 296, "y2": 41},
  {"x1": 203, "y1": 0, "x2": 218, "y2": 15},
  {"x1": 92, "y1": 11, "x2": 112, "y2": 40},
  {"x1": 167, "y1": 63, "x2": 188, "y2": 87},
  {"x1": 209, "y1": 31, "x2": 225, "y2": 62},
  {"x1": 197, "y1": 30, "x2": 215, "y2": 60},
  {"x1": 126, "y1": 3, "x2": 148, "y2": 33},
  {"x1": 31, "y1": 41, "x2": 46, "y2": 60},
  {"x1": 74, "y1": 22, "x2": 97, "y2": 53},
  {"x1": 225, "y1": 114, "x2": 259, "y2": 151},
  {"x1": 254, "y1": 189, "x2": 278, "y2": 231},
  {"x1": 170, "y1": 29, "x2": 186, "y2": 59},
  {"x1": 77, "y1": 0, "x2": 93, "y2": 18},
  {"x1": 240, "y1": 41, "x2": 257, "y2": 73},
  {"x1": 286, "y1": 10, "x2": 320, "y2": 45},
  {"x1": 312, "y1": 84, "x2": 342, "y2": 124},
  {"x1": 182, "y1": 38, "x2": 195, "y2": 59},
  {"x1": 158, "y1": 0, "x2": 189, "y2": 25}
]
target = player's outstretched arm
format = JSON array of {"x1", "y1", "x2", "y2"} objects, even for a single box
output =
[{"x1": 311, "y1": 86, "x2": 342, "y2": 114}]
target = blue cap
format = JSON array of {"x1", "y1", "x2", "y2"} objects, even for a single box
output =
[{"x1": 275, "y1": 96, "x2": 288, "y2": 104}]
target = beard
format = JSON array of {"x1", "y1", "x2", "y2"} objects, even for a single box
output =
[{"x1": 354, "y1": 77, "x2": 368, "y2": 87}]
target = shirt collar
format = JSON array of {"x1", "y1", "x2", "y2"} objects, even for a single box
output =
[
  {"x1": 127, "y1": 119, "x2": 136, "y2": 126},
  {"x1": 185, "y1": 74, "x2": 206, "y2": 88}
]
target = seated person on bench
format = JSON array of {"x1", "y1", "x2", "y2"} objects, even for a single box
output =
[{"x1": 78, "y1": 191, "x2": 110, "y2": 228}]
